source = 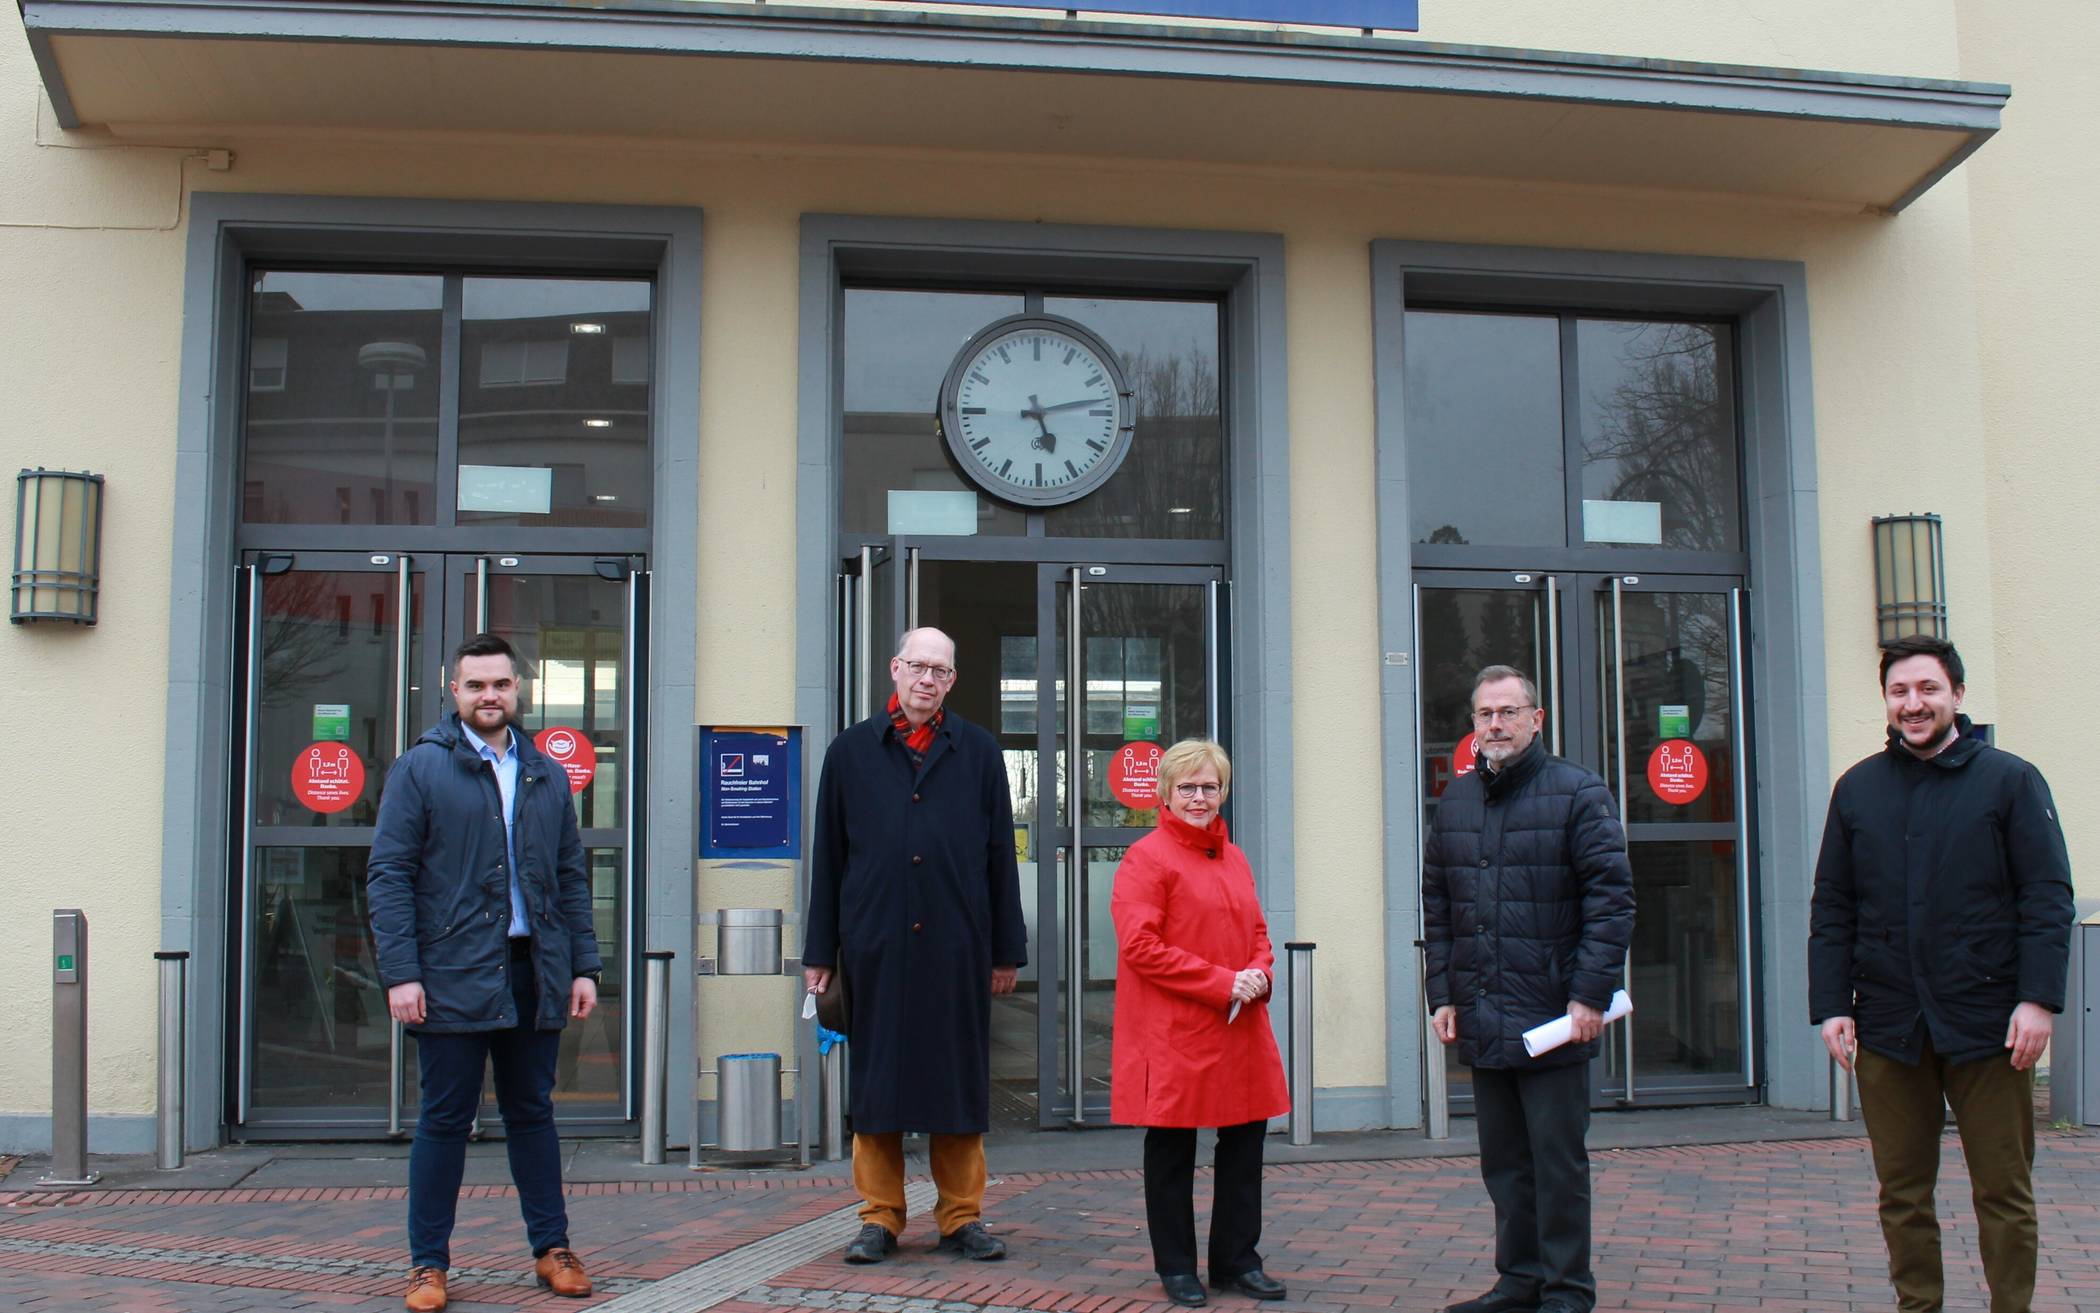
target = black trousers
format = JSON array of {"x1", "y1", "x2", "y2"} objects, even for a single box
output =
[
  {"x1": 1472, "y1": 1063, "x2": 1594, "y2": 1312},
  {"x1": 1142, "y1": 1121, "x2": 1267, "y2": 1279}
]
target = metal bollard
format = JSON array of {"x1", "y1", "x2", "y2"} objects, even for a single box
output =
[
  {"x1": 155, "y1": 951, "x2": 188, "y2": 1170},
  {"x1": 820, "y1": 1041, "x2": 846, "y2": 1162},
  {"x1": 640, "y1": 951, "x2": 674, "y2": 1165},
  {"x1": 41, "y1": 909, "x2": 99, "y2": 1187},
  {"x1": 1285, "y1": 942, "x2": 1316, "y2": 1147},
  {"x1": 1830, "y1": 1052, "x2": 1856, "y2": 1122},
  {"x1": 1416, "y1": 940, "x2": 1449, "y2": 1140}
]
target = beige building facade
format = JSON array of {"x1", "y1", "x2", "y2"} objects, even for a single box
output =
[{"x1": 1, "y1": 0, "x2": 2092, "y2": 1154}]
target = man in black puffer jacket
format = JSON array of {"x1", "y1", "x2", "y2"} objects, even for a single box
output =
[
  {"x1": 1809, "y1": 635, "x2": 2072, "y2": 1313},
  {"x1": 1424, "y1": 665, "x2": 1634, "y2": 1313}
]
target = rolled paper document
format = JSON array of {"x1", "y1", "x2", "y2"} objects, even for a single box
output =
[
  {"x1": 1521, "y1": 989, "x2": 1634, "y2": 1057},
  {"x1": 800, "y1": 991, "x2": 818, "y2": 1021},
  {"x1": 1227, "y1": 1000, "x2": 1242, "y2": 1024}
]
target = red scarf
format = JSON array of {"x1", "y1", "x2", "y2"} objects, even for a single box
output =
[{"x1": 886, "y1": 692, "x2": 943, "y2": 761}]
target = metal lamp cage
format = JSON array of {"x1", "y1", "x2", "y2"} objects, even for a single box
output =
[
  {"x1": 1871, "y1": 512, "x2": 1947, "y2": 643},
  {"x1": 12, "y1": 468, "x2": 104, "y2": 625}
]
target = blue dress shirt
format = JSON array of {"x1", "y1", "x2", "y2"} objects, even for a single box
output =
[{"x1": 473, "y1": 727, "x2": 529, "y2": 938}]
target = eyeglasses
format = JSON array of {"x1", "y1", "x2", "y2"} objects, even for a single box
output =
[
  {"x1": 899, "y1": 660, "x2": 956, "y2": 683},
  {"x1": 1470, "y1": 705, "x2": 1536, "y2": 726},
  {"x1": 1172, "y1": 783, "x2": 1222, "y2": 799}
]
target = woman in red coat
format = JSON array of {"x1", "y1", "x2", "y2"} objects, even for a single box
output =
[{"x1": 1111, "y1": 739, "x2": 1291, "y2": 1308}]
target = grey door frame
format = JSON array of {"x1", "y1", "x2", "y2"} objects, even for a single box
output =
[{"x1": 168, "y1": 194, "x2": 701, "y2": 1152}]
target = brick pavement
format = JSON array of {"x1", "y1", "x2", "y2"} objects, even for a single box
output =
[{"x1": 4, "y1": 1131, "x2": 2098, "y2": 1312}]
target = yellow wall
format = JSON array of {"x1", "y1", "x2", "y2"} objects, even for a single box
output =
[
  {"x1": 2, "y1": 0, "x2": 2090, "y2": 1128},
  {"x1": 1958, "y1": 0, "x2": 2100, "y2": 891}
]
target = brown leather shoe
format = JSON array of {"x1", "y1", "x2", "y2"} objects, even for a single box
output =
[
  {"x1": 535, "y1": 1247, "x2": 593, "y2": 1297},
  {"x1": 403, "y1": 1265, "x2": 447, "y2": 1312}
]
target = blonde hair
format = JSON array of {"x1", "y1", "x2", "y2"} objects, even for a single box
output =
[{"x1": 1156, "y1": 738, "x2": 1231, "y2": 805}]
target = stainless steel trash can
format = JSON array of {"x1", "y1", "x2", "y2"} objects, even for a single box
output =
[
  {"x1": 718, "y1": 1052, "x2": 783, "y2": 1151},
  {"x1": 718, "y1": 909, "x2": 785, "y2": 976}
]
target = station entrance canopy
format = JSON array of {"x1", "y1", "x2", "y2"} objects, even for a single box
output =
[{"x1": 21, "y1": 1, "x2": 2003, "y2": 212}]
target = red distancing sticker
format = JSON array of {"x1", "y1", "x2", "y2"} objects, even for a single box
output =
[
  {"x1": 1647, "y1": 738, "x2": 1709, "y2": 805},
  {"x1": 1451, "y1": 731, "x2": 1479, "y2": 780},
  {"x1": 1108, "y1": 740, "x2": 1164, "y2": 810},
  {"x1": 535, "y1": 727, "x2": 598, "y2": 794},
  {"x1": 291, "y1": 742, "x2": 366, "y2": 814}
]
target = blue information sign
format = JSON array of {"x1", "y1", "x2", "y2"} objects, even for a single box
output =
[
  {"x1": 906, "y1": 1, "x2": 1418, "y2": 30},
  {"x1": 699, "y1": 727, "x2": 803, "y2": 859}
]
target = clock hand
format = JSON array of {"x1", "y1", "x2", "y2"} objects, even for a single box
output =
[
  {"x1": 1033, "y1": 396, "x2": 1111, "y2": 415},
  {"x1": 1025, "y1": 393, "x2": 1058, "y2": 453}
]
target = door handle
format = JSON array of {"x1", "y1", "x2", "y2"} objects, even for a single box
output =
[{"x1": 1065, "y1": 566, "x2": 1086, "y2": 1125}]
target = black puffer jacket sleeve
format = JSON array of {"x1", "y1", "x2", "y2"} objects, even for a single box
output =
[
  {"x1": 1566, "y1": 775, "x2": 1635, "y2": 1011},
  {"x1": 2009, "y1": 764, "x2": 2074, "y2": 1013}
]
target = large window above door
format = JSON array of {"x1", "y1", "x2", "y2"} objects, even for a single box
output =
[
  {"x1": 1403, "y1": 308, "x2": 1741, "y2": 554},
  {"x1": 840, "y1": 287, "x2": 1224, "y2": 541},
  {"x1": 241, "y1": 270, "x2": 654, "y2": 533}
]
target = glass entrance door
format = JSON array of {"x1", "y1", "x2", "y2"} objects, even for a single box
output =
[
  {"x1": 233, "y1": 551, "x2": 644, "y2": 1135},
  {"x1": 235, "y1": 550, "x2": 430, "y2": 1132},
  {"x1": 1413, "y1": 570, "x2": 1753, "y2": 1111},
  {"x1": 1040, "y1": 564, "x2": 1223, "y2": 1127},
  {"x1": 448, "y1": 553, "x2": 644, "y2": 1124},
  {"x1": 1583, "y1": 574, "x2": 1754, "y2": 1105}
]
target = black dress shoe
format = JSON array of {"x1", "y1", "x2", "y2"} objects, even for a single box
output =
[
  {"x1": 1211, "y1": 1269, "x2": 1287, "y2": 1300},
  {"x1": 843, "y1": 1223, "x2": 897, "y2": 1264},
  {"x1": 936, "y1": 1220, "x2": 1008, "y2": 1260},
  {"x1": 1444, "y1": 1290, "x2": 1540, "y2": 1313},
  {"x1": 1161, "y1": 1273, "x2": 1208, "y2": 1307}
]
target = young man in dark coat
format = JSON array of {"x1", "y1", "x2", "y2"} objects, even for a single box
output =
[
  {"x1": 367, "y1": 634, "x2": 604, "y2": 1312},
  {"x1": 1809, "y1": 634, "x2": 2073, "y2": 1313},
  {"x1": 1424, "y1": 664, "x2": 1635, "y2": 1313},
  {"x1": 803, "y1": 627, "x2": 1028, "y2": 1265}
]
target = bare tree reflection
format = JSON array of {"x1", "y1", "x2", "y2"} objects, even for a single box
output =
[{"x1": 1581, "y1": 322, "x2": 1738, "y2": 552}]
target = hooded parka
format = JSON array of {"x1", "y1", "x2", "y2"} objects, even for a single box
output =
[
  {"x1": 1807, "y1": 716, "x2": 2073, "y2": 1065},
  {"x1": 802, "y1": 708, "x2": 1027, "y2": 1134},
  {"x1": 1423, "y1": 738, "x2": 1635, "y2": 1070},
  {"x1": 366, "y1": 715, "x2": 603, "y2": 1034},
  {"x1": 1109, "y1": 811, "x2": 1289, "y2": 1129}
]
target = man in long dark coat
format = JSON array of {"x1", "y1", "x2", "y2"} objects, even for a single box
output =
[{"x1": 803, "y1": 626, "x2": 1028, "y2": 1265}]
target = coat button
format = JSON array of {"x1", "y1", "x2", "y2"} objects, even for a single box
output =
[
  {"x1": 912, "y1": 793, "x2": 921, "y2": 803},
  {"x1": 912, "y1": 922, "x2": 923, "y2": 933},
  {"x1": 1479, "y1": 859, "x2": 1490, "y2": 868},
  {"x1": 911, "y1": 855, "x2": 923, "y2": 865}
]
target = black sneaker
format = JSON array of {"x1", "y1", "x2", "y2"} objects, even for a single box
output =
[
  {"x1": 1444, "y1": 1292, "x2": 1540, "y2": 1313},
  {"x1": 936, "y1": 1220, "x2": 1008, "y2": 1261},
  {"x1": 843, "y1": 1223, "x2": 897, "y2": 1264}
]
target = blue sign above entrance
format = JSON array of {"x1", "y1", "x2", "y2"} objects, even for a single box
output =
[
  {"x1": 906, "y1": 2, "x2": 1418, "y2": 31},
  {"x1": 699, "y1": 727, "x2": 803, "y2": 859}
]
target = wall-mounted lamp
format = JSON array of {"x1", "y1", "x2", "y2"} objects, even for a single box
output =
[
  {"x1": 1871, "y1": 512, "x2": 1946, "y2": 643},
  {"x1": 12, "y1": 468, "x2": 104, "y2": 625}
]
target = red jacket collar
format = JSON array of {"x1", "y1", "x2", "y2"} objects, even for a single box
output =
[{"x1": 1158, "y1": 808, "x2": 1229, "y2": 858}]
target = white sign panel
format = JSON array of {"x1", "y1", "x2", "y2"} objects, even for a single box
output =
[
  {"x1": 1581, "y1": 498, "x2": 1663, "y2": 545},
  {"x1": 887, "y1": 490, "x2": 979, "y2": 536},
  {"x1": 459, "y1": 464, "x2": 553, "y2": 515}
]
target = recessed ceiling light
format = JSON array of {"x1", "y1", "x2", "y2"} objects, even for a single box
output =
[
  {"x1": 570, "y1": 322, "x2": 606, "y2": 334},
  {"x1": 1168, "y1": 506, "x2": 1194, "y2": 514},
  {"x1": 583, "y1": 418, "x2": 613, "y2": 428}
]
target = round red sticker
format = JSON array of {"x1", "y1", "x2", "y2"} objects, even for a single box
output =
[
  {"x1": 1647, "y1": 738, "x2": 1709, "y2": 805},
  {"x1": 1107, "y1": 741, "x2": 1164, "y2": 810},
  {"x1": 535, "y1": 727, "x2": 597, "y2": 794},
  {"x1": 291, "y1": 742, "x2": 366, "y2": 814},
  {"x1": 1451, "y1": 732, "x2": 1479, "y2": 779}
]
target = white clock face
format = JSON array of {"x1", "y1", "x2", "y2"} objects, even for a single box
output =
[{"x1": 939, "y1": 315, "x2": 1134, "y2": 507}]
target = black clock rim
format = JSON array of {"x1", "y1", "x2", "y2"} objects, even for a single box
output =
[{"x1": 936, "y1": 312, "x2": 1137, "y2": 510}]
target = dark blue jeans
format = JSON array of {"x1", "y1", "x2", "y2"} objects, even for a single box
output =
[{"x1": 407, "y1": 955, "x2": 568, "y2": 1270}]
